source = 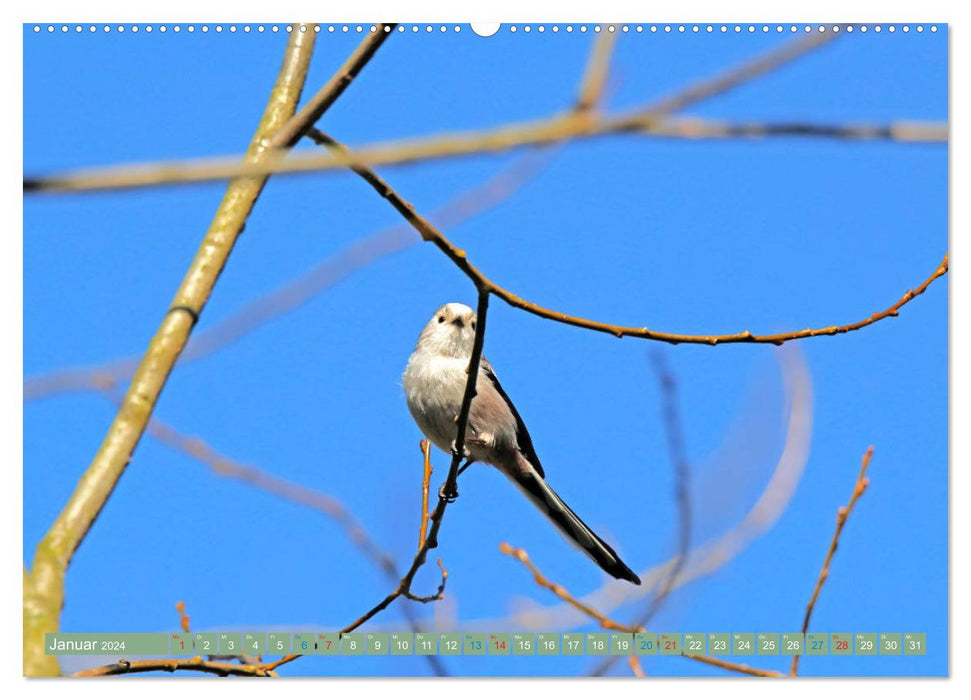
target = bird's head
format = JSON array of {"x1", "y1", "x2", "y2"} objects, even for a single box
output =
[{"x1": 416, "y1": 302, "x2": 478, "y2": 358}]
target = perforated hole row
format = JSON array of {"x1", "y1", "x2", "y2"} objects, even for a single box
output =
[{"x1": 30, "y1": 24, "x2": 941, "y2": 35}]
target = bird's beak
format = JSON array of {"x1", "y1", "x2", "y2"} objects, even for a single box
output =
[{"x1": 451, "y1": 317, "x2": 465, "y2": 328}]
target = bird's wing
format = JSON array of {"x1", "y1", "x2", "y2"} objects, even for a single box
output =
[{"x1": 480, "y1": 357, "x2": 545, "y2": 478}]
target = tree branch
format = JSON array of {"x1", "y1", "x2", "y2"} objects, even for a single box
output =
[
  {"x1": 22, "y1": 28, "x2": 321, "y2": 677},
  {"x1": 575, "y1": 30, "x2": 618, "y2": 112},
  {"x1": 268, "y1": 24, "x2": 396, "y2": 148},
  {"x1": 24, "y1": 30, "x2": 856, "y2": 194},
  {"x1": 72, "y1": 657, "x2": 278, "y2": 678},
  {"x1": 310, "y1": 127, "x2": 950, "y2": 348}
]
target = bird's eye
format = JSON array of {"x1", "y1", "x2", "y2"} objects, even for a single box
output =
[
  {"x1": 438, "y1": 316, "x2": 445, "y2": 323},
  {"x1": 471, "y1": 322, "x2": 476, "y2": 330}
]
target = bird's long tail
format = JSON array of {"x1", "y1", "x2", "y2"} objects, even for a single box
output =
[{"x1": 503, "y1": 456, "x2": 641, "y2": 585}]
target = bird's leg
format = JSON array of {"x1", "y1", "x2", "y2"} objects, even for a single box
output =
[
  {"x1": 439, "y1": 455, "x2": 475, "y2": 504},
  {"x1": 465, "y1": 432, "x2": 494, "y2": 448}
]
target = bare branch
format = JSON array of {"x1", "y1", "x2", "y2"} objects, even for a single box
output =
[
  {"x1": 309, "y1": 128, "x2": 949, "y2": 349},
  {"x1": 499, "y1": 543, "x2": 633, "y2": 632},
  {"x1": 72, "y1": 657, "x2": 278, "y2": 678},
  {"x1": 268, "y1": 24, "x2": 396, "y2": 148},
  {"x1": 575, "y1": 30, "x2": 618, "y2": 112},
  {"x1": 24, "y1": 31, "x2": 853, "y2": 194},
  {"x1": 790, "y1": 446, "x2": 874, "y2": 676}
]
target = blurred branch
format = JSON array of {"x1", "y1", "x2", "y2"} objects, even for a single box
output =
[
  {"x1": 590, "y1": 350, "x2": 693, "y2": 676},
  {"x1": 683, "y1": 655, "x2": 784, "y2": 678},
  {"x1": 637, "y1": 351, "x2": 693, "y2": 623},
  {"x1": 23, "y1": 151, "x2": 551, "y2": 403},
  {"x1": 260, "y1": 291, "x2": 491, "y2": 674},
  {"x1": 24, "y1": 30, "x2": 850, "y2": 194},
  {"x1": 575, "y1": 30, "x2": 618, "y2": 112},
  {"x1": 22, "y1": 28, "x2": 322, "y2": 677},
  {"x1": 641, "y1": 117, "x2": 947, "y2": 143},
  {"x1": 628, "y1": 654, "x2": 646, "y2": 678},
  {"x1": 499, "y1": 542, "x2": 781, "y2": 677},
  {"x1": 140, "y1": 402, "x2": 398, "y2": 575},
  {"x1": 789, "y1": 446, "x2": 874, "y2": 676}
]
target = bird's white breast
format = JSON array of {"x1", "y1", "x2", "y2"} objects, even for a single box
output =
[{"x1": 402, "y1": 350, "x2": 471, "y2": 454}]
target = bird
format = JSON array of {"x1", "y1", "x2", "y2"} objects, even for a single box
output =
[{"x1": 402, "y1": 302, "x2": 640, "y2": 585}]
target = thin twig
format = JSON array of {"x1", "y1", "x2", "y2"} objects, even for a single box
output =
[
  {"x1": 311, "y1": 128, "x2": 950, "y2": 349},
  {"x1": 499, "y1": 543, "x2": 633, "y2": 632},
  {"x1": 175, "y1": 601, "x2": 191, "y2": 634},
  {"x1": 268, "y1": 24, "x2": 396, "y2": 148},
  {"x1": 404, "y1": 559, "x2": 449, "y2": 603},
  {"x1": 628, "y1": 654, "x2": 646, "y2": 677},
  {"x1": 24, "y1": 30, "x2": 855, "y2": 194},
  {"x1": 419, "y1": 440, "x2": 433, "y2": 550},
  {"x1": 789, "y1": 446, "x2": 874, "y2": 676},
  {"x1": 21, "y1": 29, "x2": 320, "y2": 678}
]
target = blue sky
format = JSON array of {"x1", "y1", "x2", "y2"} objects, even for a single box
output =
[{"x1": 23, "y1": 24, "x2": 947, "y2": 677}]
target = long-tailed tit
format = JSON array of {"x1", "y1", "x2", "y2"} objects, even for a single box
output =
[{"x1": 402, "y1": 302, "x2": 640, "y2": 584}]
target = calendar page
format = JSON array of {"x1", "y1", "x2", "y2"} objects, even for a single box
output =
[{"x1": 21, "y1": 12, "x2": 948, "y2": 681}]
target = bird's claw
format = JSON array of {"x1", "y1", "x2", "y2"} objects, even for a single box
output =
[
  {"x1": 450, "y1": 440, "x2": 471, "y2": 460},
  {"x1": 439, "y1": 482, "x2": 459, "y2": 503}
]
